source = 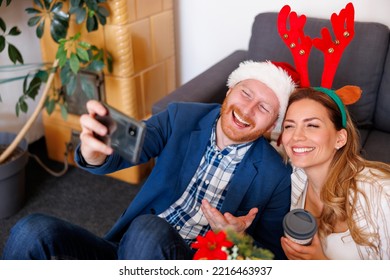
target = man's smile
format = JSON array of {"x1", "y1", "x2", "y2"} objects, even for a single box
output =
[{"x1": 232, "y1": 110, "x2": 251, "y2": 128}]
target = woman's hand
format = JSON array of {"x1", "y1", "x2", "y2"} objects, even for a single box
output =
[
  {"x1": 281, "y1": 233, "x2": 328, "y2": 260},
  {"x1": 201, "y1": 199, "x2": 258, "y2": 234},
  {"x1": 79, "y1": 100, "x2": 113, "y2": 166}
]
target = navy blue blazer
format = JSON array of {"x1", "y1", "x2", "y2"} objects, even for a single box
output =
[{"x1": 75, "y1": 102, "x2": 292, "y2": 259}]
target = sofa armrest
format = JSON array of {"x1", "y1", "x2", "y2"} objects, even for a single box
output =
[{"x1": 152, "y1": 50, "x2": 249, "y2": 114}]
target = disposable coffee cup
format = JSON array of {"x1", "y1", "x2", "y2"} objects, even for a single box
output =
[{"x1": 283, "y1": 209, "x2": 317, "y2": 245}]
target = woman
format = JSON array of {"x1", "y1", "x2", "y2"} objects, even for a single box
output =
[{"x1": 280, "y1": 87, "x2": 390, "y2": 259}]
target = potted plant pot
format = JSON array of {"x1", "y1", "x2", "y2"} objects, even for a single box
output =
[{"x1": 0, "y1": 132, "x2": 28, "y2": 219}]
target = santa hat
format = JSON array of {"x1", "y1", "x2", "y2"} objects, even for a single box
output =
[{"x1": 227, "y1": 60, "x2": 298, "y2": 132}]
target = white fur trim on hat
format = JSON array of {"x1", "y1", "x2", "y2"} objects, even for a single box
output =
[{"x1": 227, "y1": 60, "x2": 296, "y2": 132}]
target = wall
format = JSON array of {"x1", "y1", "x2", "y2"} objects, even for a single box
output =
[
  {"x1": 121, "y1": 0, "x2": 176, "y2": 118},
  {"x1": 176, "y1": 0, "x2": 390, "y2": 85}
]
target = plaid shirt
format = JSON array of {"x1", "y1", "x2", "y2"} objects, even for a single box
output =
[{"x1": 159, "y1": 120, "x2": 252, "y2": 243}]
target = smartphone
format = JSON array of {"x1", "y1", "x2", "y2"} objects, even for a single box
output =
[{"x1": 94, "y1": 103, "x2": 146, "y2": 164}]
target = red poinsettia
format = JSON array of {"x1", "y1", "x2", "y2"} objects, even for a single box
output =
[{"x1": 191, "y1": 230, "x2": 234, "y2": 260}]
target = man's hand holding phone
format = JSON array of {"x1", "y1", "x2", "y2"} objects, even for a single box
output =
[
  {"x1": 79, "y1": 100, "x2": 114, "y2": 166},
  {"x1": 79, "y1": 100, "x2": 146, "y2": 166}
]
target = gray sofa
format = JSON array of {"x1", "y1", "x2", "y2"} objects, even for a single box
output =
[{"x1": 153, "y1": 12, "x2": 390, "y2": 163}]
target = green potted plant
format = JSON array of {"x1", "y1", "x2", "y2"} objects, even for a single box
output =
[{"x1": 0, "y1": 0, "x2": 112, "y2": 218}]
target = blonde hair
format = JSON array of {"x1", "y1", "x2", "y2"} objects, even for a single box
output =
[{"x1": 285, "y1": 88, "x2": 390, "y2": 251}]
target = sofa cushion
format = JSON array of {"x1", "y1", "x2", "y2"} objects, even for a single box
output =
[
  {"x1": 361, "y1": 130, "x2": 390, "y2": 163},
  {"x1": 248, "y1": 13, "x2": 389, "y2": 129},
  {"x1": 343, "y1": 22, "x2": 389, "y2": 128},
  {"x1": 358, "y1": 128, "x2": 370, "y2": 148},
  {"x1": 375, "y1": 43, "x2": 390, "y2": 132}
]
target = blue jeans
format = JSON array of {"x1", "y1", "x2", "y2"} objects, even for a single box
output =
[{"x1": 2, "y1": 213, "x2": 194, "y2": 260}]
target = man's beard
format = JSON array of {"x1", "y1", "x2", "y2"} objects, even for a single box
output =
[{"x1": 220, "y1": 100, "x2": 266, "y2": 143}]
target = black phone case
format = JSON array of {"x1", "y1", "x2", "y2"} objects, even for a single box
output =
[{"x1": 95, "y1": 103, "x2": 146, "y2": 164}]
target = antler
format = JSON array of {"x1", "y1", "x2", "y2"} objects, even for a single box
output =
[
  {"x1": 313, "y1": 3, "x2": 355, "y2": 88},
  {"x1": 277, "y1": 5, "x2": 313, "y2": 87}
]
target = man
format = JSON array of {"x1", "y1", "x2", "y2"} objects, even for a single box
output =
[{"x1": 2, "y1": 61, "x2": 295, "y2": 260}]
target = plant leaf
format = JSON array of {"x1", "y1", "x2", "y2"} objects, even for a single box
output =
[
  {"x1": 53, "y1": 10, "x2": 70, "y2": 25},
  {"x1": 58, "y1": 55, "x2": 67, "y2": 68},
  {"x1": 78, "y1": 41, "x2": 91, "y2": 49},
  {"x1": 51, "y1": 2, "x2": 63, "y2": 13},
  {"x1": 65, "y1": 74, "x2": 77, "y2": 96},
  {"x1": 55, "y1": 43, "x2": 66, "y2": 59},
  {"x1": 90, "y1": 48, "x2": 102, "y2": 60},
  {"x1": 70, "y1": 0, "x2": 81, "y2": 8},
  {"x1": 45, "y1": 98, "x2": 56, "y2": 115},
  {"x1": 98, "y1": 6, "x2": 110, "y2": 17},
  {"x1": 26, "y1": 77, "x2": 42, "y2": 99},
  {"x1": 36, "y1": 19, "x2": 45, "y2": 38},
  {"x1": 60, "y1": 103, "x2": 68, "y2": 120},
  {"x1": 60, "y1": 65, "x2": 72, "y2": 84},
  {"x1": 22, "y1": 74, "x2": 28, "y2": 94},
  {"x1": 8, "y1": 26, "x2": 21, "y2": 36},
  {"x1": 19, "y1": 98, "x2": 28, "y2": 113},
  {"x1": 58, "y1": 37, "x2": 67, "y2": 43},
  {"x1": 90, "y1": 45, "x2": 99, "y2": 52},
  {"x1": 50, "y1": 12, "x2": 69, "y2": 42},
  {"x1": 72, "y1": 32, "x2": 81, "y2": 41},
  {"x1": 75, "y1": 7, "x2": 87, "y2": 24},
  {"x1": 50, "y1": 21, "x2": 68, "y2": 43},
  {"x1": 25, "y1": 7, "x2": 41, "y2": 14},
  {"x1": 96, "y1": 12, "x2": 106, "y2": 26},
  {"x1": 86, "y1": 15, "x2": 98, "y2": 32},
  {"x1": 56, "y1": 41, "x2": 66, "y2": 59},
  {"x1": 87, "y1": 60, "x2": 104, "y2": 72},
  {"x1": 27, "y1": 16, "x2": 41, "y2": 27},
  {"x1": 69, "y1": 53, "x2": 80, "y2": 74},
  {"x1": 96, "y1": 6, "x2": 109, "y2": 25},
  {"x1": 86, "y1": 0, "x2": 98, "y2": 10},
  {"x1": 33, "y1": 0, "x2": 44, "y2": 9},
  {"x1": 106, "y1": 51, "x2": 113, "y2": 72},
  {"x1": 66, "y1": 76, "x2": 77, "y2": 96},
  {"x1": 0, "y1": 17, "x2": 6, "y2": 32},
  {"x1": 35, "y1": 70, "x2": 49, "y2": 83},
  {"x1": 80, "y1": 76, "x2": 95, "y2": 99},
  {"x1": 76, "y1": 47, "x2": 90, "y2": 62},
  {"x1": 15, "y1": 102, "x2": 20, "y2": 117},
  {"x1": 43, "y1": 0, "x2": 51, "y2": 10},
  {"x1": 0, "y1": 36, "x2": 5, "y2": 52},
  {"x1": 8, "y1": 43, "x2": 23, "y2": 64}
]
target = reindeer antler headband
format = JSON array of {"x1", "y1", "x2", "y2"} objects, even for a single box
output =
[{"x1": 277, "y1": 2, "x2": 362, "y2": 128}]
